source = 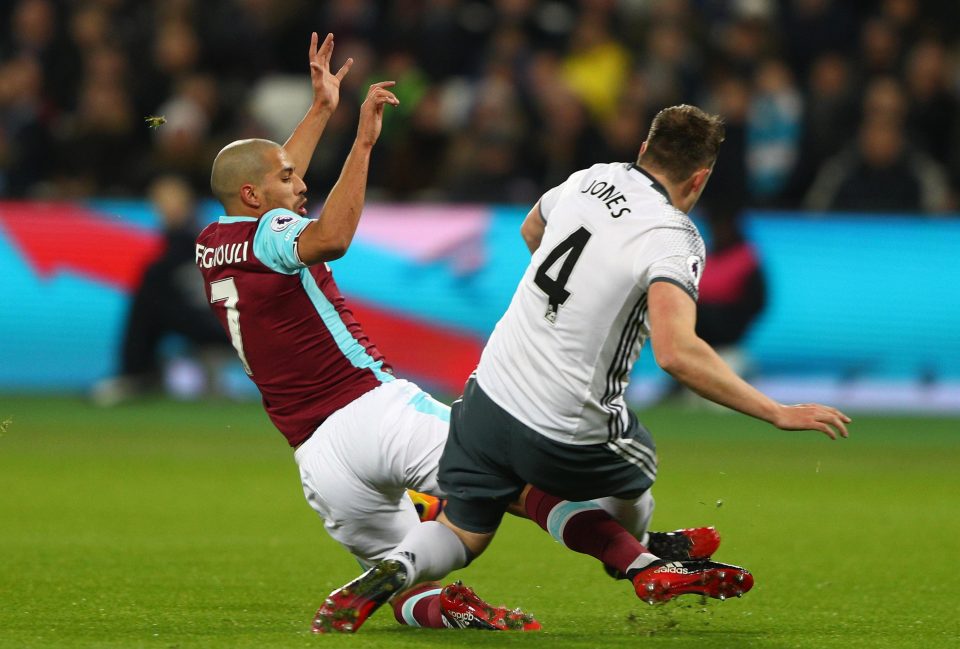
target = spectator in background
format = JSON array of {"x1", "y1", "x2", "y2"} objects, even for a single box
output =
[
  {"x1": 4, "y1": 0, "x2": 56, "y2": 60},
  {"x1": 904, "y1": 39, "x2": 960, "y2": 198},
  {"x1": 858, "y1": 16, "x2": 902, "y2": 79},
  {"x1": 3, "y1": 0, "x2": 960, "y2": 208},
  {"x1": 149, "y1": 73, "x2": 223, "y2": 194},
  {"x1": 561, "y1": 10, "x2": 630, "y2": 121},
  {"x1": 92, "y1": 175, "x2": 228, "y2": 406},
  {"x1": 695, "y1": 200, "x2": 766, "y2": 380},
  {"x1": 717, "y1": 13, "x2": 775, "y2": 80},
  {"x1": 638, "y1": 18, "x2": 700, "y2": 111},
  {"x1": 141, "y1": 17, "x2": 202, "y2": 115},
  {"x1": 382, "y1": 86, "x2": 452, "y2": 200},
  {"x1": 53, "y1": 67, "x2": 144, "y2": 196},
  {"x1": 703, "y1": 73, "x2": 750, "y2": 206},
  {"x1": 779, "y1": 0, "x2": 858, "y2": 80},
  {"x1": 0, "y1": 56, "x2": 52, "y2": 196},
  {"x1": 703, "y1": 75, "x2": 750, "y2": 204},
  {"x1": 780, "y1": 52, "x2": 859, "y2": 206},
  {"x1": 362, "y1": 48, "x2": 430, "y2": 187},
  {"x1": 878, "y1": 0, "x2": 924, "y2": 50},
  {"x1": 805, "y1": 77, "x2": 951, "y2": 213},
  {"x1": 598, "y1": 89, "x2": 651, "y2": 164},
  {"x1": 522, "y1": 46, "x2": 605, "y2": 194},
  {"x1": 442, "y1": 52, "x2": 537, "y2": 202},
  {"x1": 61, "y1": 1, "x2": 110, "y2": 111},
  {"x1": 746, "y1": 58, "x2": 803, "y2": 205},
  {"x1": 370, "y1": 49, "x2": 429, "y2": 139},
  {"x1": 4, "y1": 0, "x2": 74, "y2": 110}
]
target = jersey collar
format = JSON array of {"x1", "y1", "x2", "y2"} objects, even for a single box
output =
[
  {"x1": 219, "y1": 215, "x2": 258, "y2": 223},
  {"x1": 628, "y1": 163, "x2": 673, "y2": 206}
]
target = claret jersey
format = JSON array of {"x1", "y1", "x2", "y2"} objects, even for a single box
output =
[
  {"x1": 196, "y1": 208, "x2": 393, "y2": 446},
  {"x1": 476, "y1": 163, "x2": 706, "y2": 445}
]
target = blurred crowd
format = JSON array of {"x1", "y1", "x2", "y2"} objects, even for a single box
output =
[{"x1": 3, "y1": 0, "x2": 960, "y2": 213}]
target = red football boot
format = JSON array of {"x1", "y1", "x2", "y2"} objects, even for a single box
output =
[
  {"x1": 605, "y1": 526, "x2": 722, "y2": 580},
  {"x1": 632, "y1": 559, "x2": 753, "y2": 604},
  {"x1": 312, "y1": 559, "x2": 407, "y2": 633},
  {"x1": 647, "y1": 526, "x2": 721, "y2": 560},
  {"x1": 439, "y1": 581, "x2": 541, "y2": 631}
]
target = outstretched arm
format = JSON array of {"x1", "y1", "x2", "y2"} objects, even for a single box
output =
[
  {"x1": 283, "y1": 32, "x2": 353, "y2": 176},
  {"x1": 296, "y1": 81, "x2": 399, "y2": 264},
  {"x1": 647, "y1": 281, "x2": 851, "y2": 439}
]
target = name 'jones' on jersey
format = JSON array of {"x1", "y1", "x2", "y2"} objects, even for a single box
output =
[
  {"x1": 195, "y1": 210, "x2": 393, "y2": 447},
  {"x1": 476, "y1": 162, "x2": 705, "y2": 446}
]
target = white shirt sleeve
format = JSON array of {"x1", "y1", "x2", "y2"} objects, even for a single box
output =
[
  {"x1": 538, "y1": 169, "x2": 591, "y2": 222},
  {"x1": 637, "y1": 211, "x2": 706, "y2": 301},
  {"x1": 537, "y1": 184, "x2": 564, "y2": 223}
]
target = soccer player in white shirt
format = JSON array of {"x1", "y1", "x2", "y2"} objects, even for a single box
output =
[{"x1": 317, "y1": 105, "x2": 851, "y2": 629}]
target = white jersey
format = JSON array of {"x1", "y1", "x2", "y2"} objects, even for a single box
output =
[{"x1": 476, "y1": 162, "x2": 705, "y2": 445}]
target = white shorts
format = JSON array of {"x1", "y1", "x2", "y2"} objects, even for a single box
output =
[{"x1": 293, "y1": 379, "x2": 449, "y2": 568}]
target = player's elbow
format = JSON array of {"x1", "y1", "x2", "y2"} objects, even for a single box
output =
[
  {"x1": 298, "y1": 239, "x2": 349, "y2": 265},
  {"x1": 652, "y1": 346, "x2": 681, "y2": 375},
  {"x1": 321, "y1": 240, "x2": 350, "y2": 260},
  {"x1": 520, "y1": 222, "x2": 543, "y2": 252},
  {"x1": 519, "y1": 219, "x2": 533, "y2": 239},
  {"x1": 520, "y1": 231, "x2": 538, "y2": 252},
  {"x1": 651, "y1": 337, "x2": 694, "y2": 377}
]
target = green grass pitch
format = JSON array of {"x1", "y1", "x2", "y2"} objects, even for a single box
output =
[{"x1": 1, "y1": 395, "x2": 957, "y2": 648}]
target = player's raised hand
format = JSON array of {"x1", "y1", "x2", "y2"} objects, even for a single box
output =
[
  {"x1": 309, "y1": 32, "x2": 353, "y2": 113},
  {"x1": 772, "y1": 403, "x2": 851, "y2": 440},
  {"x1": 356, "y1": 81, "x2": 399, "y2": 147}
]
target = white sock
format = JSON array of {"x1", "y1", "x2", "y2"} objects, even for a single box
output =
[
  {"x1": 386, "y1": 521, "x2": 469, "y2": 589},
  {"x1": 625, "y1": 552, "x2": 660, "y2": 573}
]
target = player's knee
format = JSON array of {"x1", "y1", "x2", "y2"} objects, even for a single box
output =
[{"x1": 437, "y1": 511, "x2": 496, "y2": 559}]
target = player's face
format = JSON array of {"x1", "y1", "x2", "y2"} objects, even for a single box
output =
[{"x1": 260, "y1": 148, "x2": 308, "y2": 216}]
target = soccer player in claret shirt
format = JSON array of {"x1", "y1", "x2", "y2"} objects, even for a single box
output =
[
  {"x1": 196, "y1": 32, "x2": 539, "y2": 634},
  {"x1": 316, "y1": 105, "x2": 852, "y2": 630}
]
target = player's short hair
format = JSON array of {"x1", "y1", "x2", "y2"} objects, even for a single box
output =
[
  {"x1": 210, "y1": 138, "x2": 280, "y2": 206},
  {"x1": 638, "y1": 105, "x2": 725, "y2": 183}
]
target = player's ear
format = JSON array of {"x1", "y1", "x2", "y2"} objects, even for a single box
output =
[
  {"x1": 239, "y1": 183, "x2": 261, "y2": 209},
  {"x1": 689, "y1": 167, "x2": 711, "y2": 195}
]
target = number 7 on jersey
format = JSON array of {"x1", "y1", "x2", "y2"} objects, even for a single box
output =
[{"x1": 209, "y1": 277, "x2": 253, "y2": 375}]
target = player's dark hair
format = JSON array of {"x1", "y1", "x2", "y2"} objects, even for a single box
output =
[{"x1": 638, "y1": 105, "x2": 725, "y2": 183}]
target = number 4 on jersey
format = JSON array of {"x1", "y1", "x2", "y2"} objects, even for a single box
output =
[{"x1": 533, "y1": 226, "x2": 591, "y2": 323}]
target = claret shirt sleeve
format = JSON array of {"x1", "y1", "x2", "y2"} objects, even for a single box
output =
[{"x1": 253, "y1": 209, "x2": 312, "y2": 274}]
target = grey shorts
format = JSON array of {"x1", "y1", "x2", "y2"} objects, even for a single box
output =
[{"x1": 437, "y1": 377, "x2": 657, "y2": 533}]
